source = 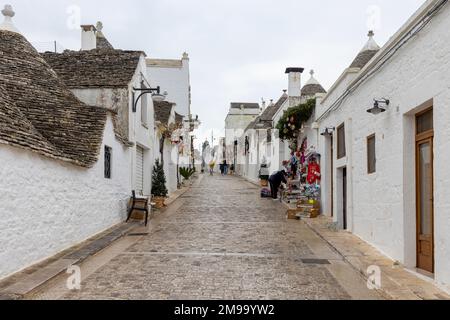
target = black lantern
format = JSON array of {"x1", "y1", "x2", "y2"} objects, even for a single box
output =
[
  {"x1": 367, "y1": 99, "x2": 390, "y2": 115},
  {"x1": 321, "y1": 127, "x2": 335, "y2": 136}
]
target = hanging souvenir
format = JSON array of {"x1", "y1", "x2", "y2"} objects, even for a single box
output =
[{"x1": 307, "y1": 158, "x2": 321, "y2": 184}]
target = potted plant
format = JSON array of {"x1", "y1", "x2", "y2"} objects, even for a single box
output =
[
  {"x1": 180, "y1": 167, "x2": 195, "y2": 185},
  {"x1": 151, "y1": 159, "x2": 168, "y2": 209}
]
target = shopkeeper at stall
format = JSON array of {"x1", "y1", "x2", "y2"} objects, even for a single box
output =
[{"x1": 269, "y1": 170, "x2": 288, "y2": 200}]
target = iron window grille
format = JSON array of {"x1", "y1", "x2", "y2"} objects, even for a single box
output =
[{"x1": 104, "y1": 146, "x2": 112, "y2": 179}]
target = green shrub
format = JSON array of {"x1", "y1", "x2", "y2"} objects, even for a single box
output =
[{"x1": 180, "y1": 167, "x2": 195, "y2": 180}]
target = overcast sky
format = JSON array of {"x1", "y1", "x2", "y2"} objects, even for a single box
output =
[{"x1": 9, "y1": 0, "x2": 425, "y2": 144}]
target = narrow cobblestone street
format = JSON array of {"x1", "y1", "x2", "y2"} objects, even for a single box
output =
[{"x1": 31, "y1": 175, "x2": 382, "y2": 300}]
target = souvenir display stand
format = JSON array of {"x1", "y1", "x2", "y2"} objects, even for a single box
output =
[{"x1": 283, "y1": 143, "x2": 322, "y2": 219}]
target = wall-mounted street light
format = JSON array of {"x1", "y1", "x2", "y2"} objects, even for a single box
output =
[
  {"x1": 132, "y1": 85, "x2": 166, "y2": 112},
  {"x1": 320, "y1": 127, "x2": 335, "y2": 136},
  {"x1": 184, "y1": 115, "x2": 201, "y2": 131},
  {"x1": 367, "y1": 98, "x2": 390, "y2": 115}
]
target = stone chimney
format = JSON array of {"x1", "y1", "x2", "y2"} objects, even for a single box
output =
[
  {"x1": 0, "y1": 4, "x2": 19, "y2": 33},
  {"x1": 285, "y1": 67, "x2": 304, "y2": 97},
  {"x1": 182, "y1": 52, "x2": 190, "y2": 67},
  {"x1": 81, "y1": 24, "x2": 97, "y2": 50}
]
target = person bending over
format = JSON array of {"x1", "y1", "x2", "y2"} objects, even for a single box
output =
[{"x1": 269, "y1": 170, "x2": 288, "y2": 200}]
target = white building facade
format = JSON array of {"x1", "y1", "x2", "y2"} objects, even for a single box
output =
[
  {"x1": 315, "y1": 0, "x2": 450, "y2": 290},
  {"x1": 224, "y1": 103, "x2": 260, "y2": 175},
  {"x1": 153, "y1": 101, "x2": 182, "y2": 195},
  {"x1": 0, "y1": 8, "x2": 131, "y2": 279},
  {"x1": 238, "y1": 68, "x2": 327, "y2": 183},
  {"x1": 43, "y1": 24, "x2": 155, "y2": 197},
  {"x1": 147, "y1": 54, "x2": 196, "y2": 175}
]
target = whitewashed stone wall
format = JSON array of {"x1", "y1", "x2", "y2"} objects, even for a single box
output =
[
  {"x1": 152, "y1": 132, "x2": 178, "y2": 195},
  {"x1": 225, "y1": 108, "x2": 260, "y2": 171},
  {"x1": 73, "y1": 56, "x2": 154, "y2": 196},
  {"x1": 147, "y1": 58, "x2": 191, "y2": 117},
  {"x1": 0, "y1": 116, "x2": 130, "y2": 280},
  {"x1": 316, "y1": 3, "x2": 450, "y2": 289},
  {"x1": 129, "y1": 56, "x2": 155, "y2": 196}
]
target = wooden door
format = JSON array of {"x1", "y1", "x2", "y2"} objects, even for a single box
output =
[{"x1": 416, "y1": 108, "x2": 434, "y2": 273}]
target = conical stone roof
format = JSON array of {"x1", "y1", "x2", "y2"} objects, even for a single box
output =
[
  {"x1": 301, "y1": 70, "x2": 327, "y2": 97},
  {"x1": 349, "y1": 31, "x2": 380, "y2": 69},
  {"x1": 0, "y1": 28, "x2": 107, "y2": 167}
]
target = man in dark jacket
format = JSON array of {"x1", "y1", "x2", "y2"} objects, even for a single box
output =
[{"x1": 269, "y1": 170, "x2": 288, "y2": 200}]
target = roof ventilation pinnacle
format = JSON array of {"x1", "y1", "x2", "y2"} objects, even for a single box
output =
[
  {"x1": 305, "y1": 69, "x2": 320, "y2": 86},
  {"x1": 96, "y1": 21, "x2": 103, "y2": 32},
  {"x1": 94, "y1": 21, "x2": 114, "y2": 50},
  {"x1": 0, "y1": 4, "x2": 19, "y2": 33},
  {"x1": 361, "y1": 30, "x2": 380, "y2": 52}
]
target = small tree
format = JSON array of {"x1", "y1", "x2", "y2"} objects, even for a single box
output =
[{"x1": 151, "y1": 159, "x2": 168, "y2": 198}]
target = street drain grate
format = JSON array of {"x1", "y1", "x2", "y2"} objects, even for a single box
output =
[
  {"x1": 301, "y1": 259, "x2": 331, "y2": 265},
  {"x1": 127, "y1": 233, "x2": 149, "y2": 237}
]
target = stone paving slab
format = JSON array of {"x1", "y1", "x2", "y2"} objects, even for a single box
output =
[
  {"x1": 63, "y1": 254, "x2": 350, "y2": 300},
  {"x1": 0, "y1": 222, "x2": 138, "y2": 298},
  {"x1": 0, "y1": 177, "x2": 204, "y2": 299},
  {"x1": 303, "y1": 216, "x2": 450, "y2": 300},
  {"x1": 2, "y1": 259, "x2": 78, "y2": 296},
  {"x1": 128, "y1": 222, "x2": 313, "y2": 257},
  {"x1": 27, "y1": 175, "x2": 382, "y2": 300}
]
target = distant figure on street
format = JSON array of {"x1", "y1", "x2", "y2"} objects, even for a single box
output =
[
  {"x1": 269, "y1": 170, "x2": 288, "y2": 200},
  {"x1": 290, "y1": 152, "x2": 299, "y2": 179},
  {"x1": 219, "y1": 162, "x2": 224, "y2": 175},
  {"x1": 230, "y1": 164, "x2": 235, "y2": 175},
  {"x1": 209, "y1": 160, "x2": 216, "y2": 176},
  {"x1": 223, "y1": 160, "x2": 228, "y2": 175}
]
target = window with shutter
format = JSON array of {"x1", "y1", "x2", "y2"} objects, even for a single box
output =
[
  {"x1": 367, "y1": 134, "x2": 376, "y2": 174},
  {"x1": 337, "y1": 124, "x2": 346, "y2": 159}
]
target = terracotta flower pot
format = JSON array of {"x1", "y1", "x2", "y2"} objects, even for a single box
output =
[{"x1": 153, "y1": 196, "x2": 166, "y2": 209}]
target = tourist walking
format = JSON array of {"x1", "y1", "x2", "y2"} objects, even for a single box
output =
[{"x1": 209, "y1": 160, "x2": 216, "y2": 176}]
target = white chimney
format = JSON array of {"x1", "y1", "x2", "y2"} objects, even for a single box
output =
[
  {"x1": 0, "y1": 4, "x2": 19, "y2": 33},
  {"x1": 285, "y1": 67, "x2": 304, "y2": 97},
  {"x1": 81, "y1": 25, "x2": 97, "y2": 50},
  {"x1": 182, "y1": 51, "x2": 190, "y2": 68}
]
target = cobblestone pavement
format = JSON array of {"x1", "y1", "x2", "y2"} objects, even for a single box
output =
[{"x1": 31, "y1": 175, "x2": 382, "y2": 300}]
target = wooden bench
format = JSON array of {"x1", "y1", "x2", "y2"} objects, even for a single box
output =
[{"x1": 126, "y1": 191, "x2": 150, "y2": 226}]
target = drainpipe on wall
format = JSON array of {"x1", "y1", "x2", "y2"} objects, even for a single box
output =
[{"x1": 347, "y1": 118, "x2": 354, "y2": 232}]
